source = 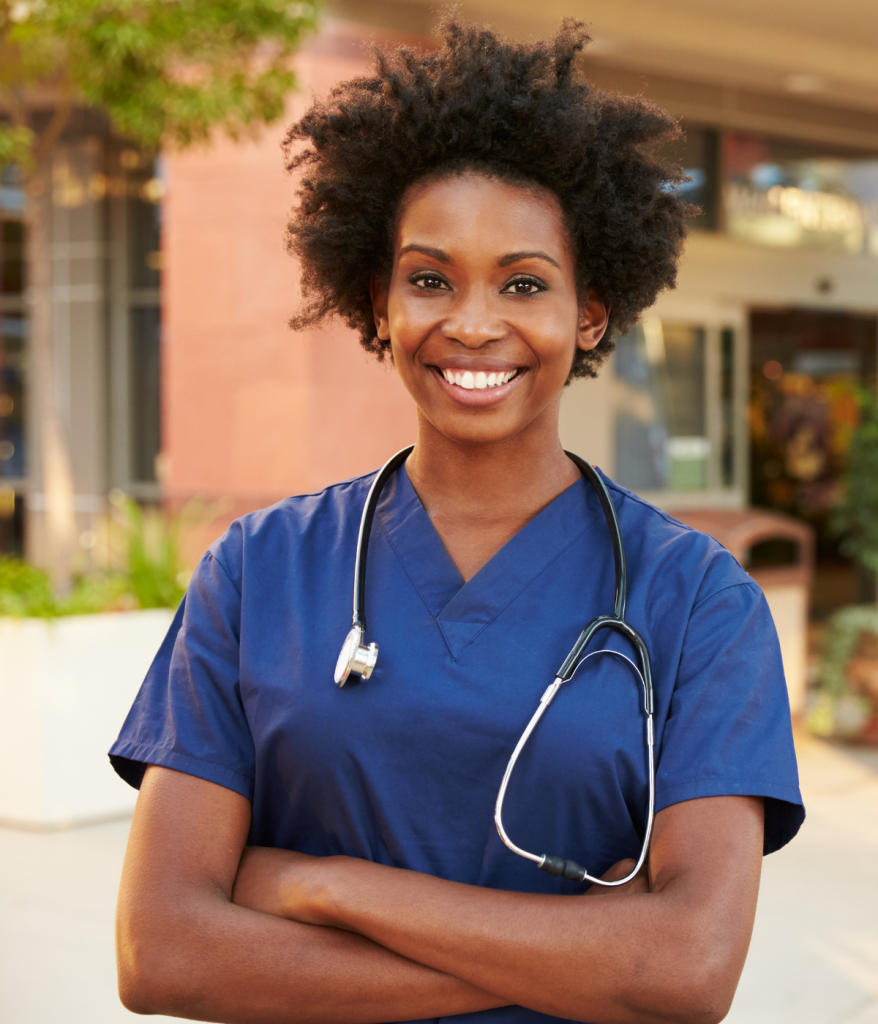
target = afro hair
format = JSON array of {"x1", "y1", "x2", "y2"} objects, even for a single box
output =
[{"x1": 284, "y1": 15, "x2": 691, "y2": 379}]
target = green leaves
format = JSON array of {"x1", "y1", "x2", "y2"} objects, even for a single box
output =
[
  {"x1": 831, "y1": 387, "x2": 878, "y2": 573},
  {"x1": 0, "y1": 495, "x2": 217, "y2": 616},
  {"x1": 1, "y1": 0, "x2": 320, "y2": 160},
  {"x1": 109, "y1": 490, "x2": 188, "y2": 610},
  {"x1": 819, "y1": 604, "x2": 878, "y2": 697},
  {"x1": 0, "y1": 123, "x2": 35, "y2": 170},
  {"x1": 0, "y1": 557, "x2": 58, "y2": 617}
]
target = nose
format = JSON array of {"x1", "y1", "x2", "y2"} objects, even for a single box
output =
[{"x1": 440, "y1": 287, "x2": 506, "y2": 349}]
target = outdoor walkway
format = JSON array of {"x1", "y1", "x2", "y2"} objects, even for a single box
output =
[{"x1": 1, "y1": 734, "x2": 877, "y2": 1024}]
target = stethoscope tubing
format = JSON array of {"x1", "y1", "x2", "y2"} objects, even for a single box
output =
[
  {"x1": 340, "y1": 445, "x2": 656, "y2": 888},
  {"x1": 494, "y1": 649, "x2": 656, "y2": 887},
  {"x1": 352, "y1": 445, "x2": 414, "y2": 631}
]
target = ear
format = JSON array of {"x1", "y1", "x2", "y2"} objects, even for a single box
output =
[
  {"x1": 370, "y1": 274, "x2": 391, "y2": 341},
  {"x1": 576, "y1": 288, "x2": 610, "y2": 353}
]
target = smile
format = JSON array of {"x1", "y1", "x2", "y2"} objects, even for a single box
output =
[{"x1": 440, "y1": 368, "x2": 519, "y2": 390}]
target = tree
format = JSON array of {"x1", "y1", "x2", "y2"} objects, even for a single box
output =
[{"x1": 0, "y1": 0, "x2": 320, "y2": 589}]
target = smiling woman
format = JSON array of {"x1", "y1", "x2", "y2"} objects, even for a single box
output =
[{"x1": 109, "y1": 15, "x2": 803, "y2": 1024}]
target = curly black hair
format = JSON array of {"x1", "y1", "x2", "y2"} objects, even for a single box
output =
[{"x1": 283, "y1": 15, "x2": 691, "y2": 379}]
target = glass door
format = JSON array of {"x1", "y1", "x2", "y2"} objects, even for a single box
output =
[{"x1": 611, "y1": 316, "x2": 744, "y2": 504}]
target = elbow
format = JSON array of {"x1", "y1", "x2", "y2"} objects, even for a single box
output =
[
  {"x1": 627, "y1": 936, "x2": 741, "y2": 1024},
  {"x1": 118, "y1": 971, "x2": 156, "y2": 1016},
  {"x1": 116, "y1": 913, "x2": 198, "y2": 1017},
  {"x1": 670, "y1": 987, "x2": 735, "y2": 1024},
  {"x1": 117, "y1": 942, "x2": 182, "y2": 1016},
  {"x1": 661, "y1": 946, "x2": 740, "y2": 1024}
]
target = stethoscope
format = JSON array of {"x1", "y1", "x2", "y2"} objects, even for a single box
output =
[{"x1": 334, "y1": 445, "x2": 655, "y2": 888}]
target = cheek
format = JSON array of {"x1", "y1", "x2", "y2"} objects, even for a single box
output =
[
  {"x1": 528, "y1": 313, "x2": 580, "y2": 369},
  {"x1": 389, "y1": 291, "x2": 435, "y2": 335}
]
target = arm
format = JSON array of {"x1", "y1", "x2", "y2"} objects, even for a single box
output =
[
  {"x1": 115, "y1": 765, "x2": 506, "y2": 1023},
  {"x1": 235, "y1": 795, "x2": 765, "y2": 1024}
]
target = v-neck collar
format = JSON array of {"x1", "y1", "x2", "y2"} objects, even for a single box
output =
[{"x1": 376, "y1": 463, "x2": 608, "y2": 659}]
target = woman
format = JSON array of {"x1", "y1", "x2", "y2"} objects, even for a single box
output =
[{"x1": 111, "y1": 18, "x2": 803, "y2": 1024}]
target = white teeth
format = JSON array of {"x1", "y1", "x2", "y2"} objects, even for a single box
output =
[{"x1": 441, "y1": 369, "x2": 518, "y2": 389}]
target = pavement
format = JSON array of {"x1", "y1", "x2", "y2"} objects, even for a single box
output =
[{"x1": 0, "y1": 734, "x2": 877, "y2": 1024}]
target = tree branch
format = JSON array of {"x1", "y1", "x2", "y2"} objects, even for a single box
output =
[{"x1": 32, "y1": 76, "x2": 74, "y2": 164}]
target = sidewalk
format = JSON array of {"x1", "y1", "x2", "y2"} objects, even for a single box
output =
[{"x1": 1, "y1": 735, "x2": 876, "y2": 1024}]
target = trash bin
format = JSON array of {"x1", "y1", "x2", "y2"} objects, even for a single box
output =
[{"x1": 673, "y1": 508, "x2": 815, "y2": 718}]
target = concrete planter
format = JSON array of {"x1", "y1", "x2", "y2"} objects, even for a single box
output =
[{"x1": 0, "y1": 609, "x2": 174, "y2": 829}]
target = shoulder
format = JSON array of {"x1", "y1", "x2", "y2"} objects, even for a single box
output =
[
  {"x1": 599, "y1": 471, "x2": 756, "y2": 607},
  {"x1": 205, "y1": 471, "x2": 377, "y2": 587}
]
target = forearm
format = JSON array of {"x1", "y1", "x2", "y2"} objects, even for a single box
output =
[
  {"x1": 117, "y1": 768, "x2": 504, "y2": 1024},
  {"x1": 118, "y1": 891, "x2": 505, "y2": 1024},
  {"x1": 312, "y1": 861, "x2": 701, "y2": 1024},
  {"x1": 285, "y1": 798, "x2": 764, "y2": 1024}
]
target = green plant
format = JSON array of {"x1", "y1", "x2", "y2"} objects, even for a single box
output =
[
  {"x1": 831, "y1": 387, "x2": 878, "y2": 573},
  {"x1": 0, "y1": 557, "x2": 57, "y2": 616},
  {"x1": 805, "y1": 605, "x2": 878, "y2": 737},
  {"x1": 0, "y1": 556, "x2": 130, "y2": 616},
  {"x1": 0, "y1": 495, "x2": 216, "y2": 616},
  {"x1": 819, "y1": 604, "x2": 878, "y2": 696},
  {"x1": 108, "y1": 491, "x2": 191, "y2": 609}
]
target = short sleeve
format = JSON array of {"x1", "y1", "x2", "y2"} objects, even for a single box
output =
[
  {"x1": 655, "y1": 580, "x2": 804, "y2": 855},
  {"x1": 109, "y1": 546, "x2": 255, "y2": 800}
]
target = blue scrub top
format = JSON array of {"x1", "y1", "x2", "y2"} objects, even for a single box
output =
[{"x1": 111, "y1": 463, "x2": 804, "y2": 1024}]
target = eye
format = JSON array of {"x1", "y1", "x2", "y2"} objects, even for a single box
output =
[
  {"x1": 502, "y1": 276, "x2": 546, "y2": 296},
  {"x1": 410, "y1": 272, "x2": 451, "y2": 291}
]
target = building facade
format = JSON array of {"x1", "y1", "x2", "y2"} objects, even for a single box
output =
[{"x1": 2, "y1": 2, "x2": 877, "y2": 610}]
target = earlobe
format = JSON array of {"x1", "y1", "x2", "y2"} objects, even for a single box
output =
[{"x1": 370, "y1": 275, "x2": 391, "y2": 341}]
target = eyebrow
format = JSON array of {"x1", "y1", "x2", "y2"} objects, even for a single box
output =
[
  {"x1": 397, "y1": 244, "x2": 452, "y2": 264},
  {"x1": 397, "y1": 244, "x2": 561, "y2": 270},
  {"x1": 498, "y1": 250, "x2": 561, "y2": 269}
]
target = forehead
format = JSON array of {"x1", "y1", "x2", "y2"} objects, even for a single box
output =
[{"x1": 395, "y1": 172, "x2": 572, "y2": 261}]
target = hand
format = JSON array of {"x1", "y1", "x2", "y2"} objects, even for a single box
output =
[{"x1": 583, "y1": 857, "x2": 651, "y2": 896}]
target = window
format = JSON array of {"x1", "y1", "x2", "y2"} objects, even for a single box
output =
[
  {"x1": 0, "y1": 166, "x2": 27, "y2": 555},
  {"x1": 108, "y1": 147, "x2": 163, "y2": 494},
  {"x1": 130, "y1": 306, "x2": 161, "y2": 483},
  {"x1": 749, "y1": 308, "x2": 877, "y2": 610},
  {"x1": 665, "y1": 126, "x2": 720, "y2": 232},
  {"x1": 612, "y1": 319, "x2": 740, "y2": 497},
  {"x1": 0, "y1": 314, "x2": 26, "y2": 480}
]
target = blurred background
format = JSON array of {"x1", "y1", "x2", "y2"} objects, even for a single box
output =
[{"x1": 1, "y1": 1, "x2": 877, "y2": 1022}]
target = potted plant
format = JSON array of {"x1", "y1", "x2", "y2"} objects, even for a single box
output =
[
  {"x1": 809, "y1": 389, "x2": 878, "y2": 742},
  {"x1": 0, "y1": 497, "x2": 208, "y2": 828}
]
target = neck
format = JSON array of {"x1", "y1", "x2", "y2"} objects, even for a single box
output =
[{"x1": 405, "y1": 404, "x2": 581, "y2": 536}]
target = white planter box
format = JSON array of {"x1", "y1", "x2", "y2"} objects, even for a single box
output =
[{"x1": 0, "y1": 609, "x2": 174, "y2": 829}]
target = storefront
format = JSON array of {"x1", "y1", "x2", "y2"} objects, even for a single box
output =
[{"x1": 561, "y1": 121, "x2": 878, "y2": 612}]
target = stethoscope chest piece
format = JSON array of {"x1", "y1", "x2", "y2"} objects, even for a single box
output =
[{"x1": 334, "y1": 625, "x2": 379, "y2": 686}]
